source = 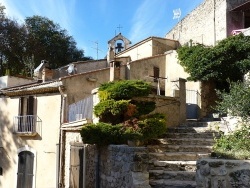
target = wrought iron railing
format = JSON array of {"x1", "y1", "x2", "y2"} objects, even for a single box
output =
[{"x1": 13, "y1": 115, "x2": 42, "y2": 136}]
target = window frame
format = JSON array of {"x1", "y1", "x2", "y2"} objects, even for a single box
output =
[{"x1": 153, "y1": 66, "x2": 160, "y2": 82}]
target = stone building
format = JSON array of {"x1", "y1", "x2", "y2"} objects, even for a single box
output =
[
  {"x1": 166, "y1": 0, "x2": 250, "y2": 46},
  {"x1": 164, "y1": 0, "x2": 250, "y2": 118}
]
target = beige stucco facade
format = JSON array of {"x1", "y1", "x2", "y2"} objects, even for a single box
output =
[
  {"x1": 0, "y1": 93, "x2": 61, "y2": 188},
  {"x1": 116, "y1": 37, "x2": 179, "y2": 61}
]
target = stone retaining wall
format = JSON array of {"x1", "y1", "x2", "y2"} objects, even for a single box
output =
[
  {"x1": 196, "y1": 158, "x2": 250, "y2": 188},
  {"x1": 99, "y1": 145, "x2": 150, "y2": 188}
]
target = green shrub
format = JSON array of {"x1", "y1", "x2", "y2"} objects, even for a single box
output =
[
  {"x1": 94, "y1": 99, "x2": 130, "y2": 117},
  {"x1": 213, "y1": 125, "x2": 250, "y2": 159},
  {"x1": 122, "y1": 118, "x2": 143, "y2": 141},
  {"x1": 80, "y1": 114, "x2": 167, "y2": 146},
  {"x1": 215, "y1": 81, "x2": 250, "y2": 121},
  {"x1": 139, "y1": 113, "x2": 167, "y2": 141},
  {"x1": 94, "y1": 99, "x2": 130, "y2": 124},
  {"x1": 98, "y1": 80, "x2": 151, "y2": 101},
  {"x1": 81, "y1": 79, "x2": 167, "y2": 146},
  {"x1": 80, "y1": 123, "x2": 126, "y2": 146},
  {"x1": 132, "y1": 101, "x2": 156, "y2": 117}
]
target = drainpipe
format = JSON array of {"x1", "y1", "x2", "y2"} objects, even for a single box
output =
[
  {"x1": 83, "y1": 145, "x2": 86, "y2": 188},
  {"x1": 58, "y1": 85, "x2": 67, "y2": 187}
]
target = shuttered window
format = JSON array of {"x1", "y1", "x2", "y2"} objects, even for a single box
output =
[
  {"x1": 17, "y1": 151, "x2": 34, "y2": 188},
  {"x1": 19, "y1": 96, "x2": 35, "y2": 116},
  {"x1": 153, "y1": 67, "x2": 159, "y2": 82}
]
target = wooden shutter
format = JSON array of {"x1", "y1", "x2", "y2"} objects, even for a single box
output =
[
  {"x1": 153, "y1": 67, "x2": 159, "y2": 82},
  {"x1": 69, "y1": 145, "x2": 84, "y2": 188},
  {"x1": 17, "y1": 151, "x2": 34, "y2": 188},
  {"x1": 19, "y1": 97, "x2": 25, "y2": 116},
  {"x1": 27, "y1": 96, "x2": 34, "y2": 115}
]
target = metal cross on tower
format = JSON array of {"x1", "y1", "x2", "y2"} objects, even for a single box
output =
[{"x1": 117, "y1": 24, "x2": 123, "y2": 33}]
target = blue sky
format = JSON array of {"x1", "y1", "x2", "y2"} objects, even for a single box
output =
[{"x1": 1, "y1": 0, "x2": 203, "y2": 59}]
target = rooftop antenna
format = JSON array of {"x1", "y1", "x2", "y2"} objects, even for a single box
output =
[
  {"x1": 173, "y1": 8, "x2": 181, "y2": 40},
  {"x1": 91, "y1": 41, "x2": 102, "y2": 60}
]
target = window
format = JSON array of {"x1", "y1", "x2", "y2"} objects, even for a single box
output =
[
  {"x1": 19, "y1": 96, "x2": 35, "y2": 116},
  {"x1": 13, "y1": 96, "x2": 41, "y2": 135},
  {"x1": 17, "y1": 96, "x2": 36, "y2": 133},
  {"x1": 17, "y1": 147, "x2": 36, "y2": 188},
  {"x1": 153, "y1": 67, "x2": 159, "y2": 82}
]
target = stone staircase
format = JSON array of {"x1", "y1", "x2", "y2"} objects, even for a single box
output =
[{"x1": 147, "y1": 121, "x2": 223, "y2": 188}]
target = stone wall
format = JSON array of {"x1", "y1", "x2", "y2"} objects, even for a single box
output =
[
  {"x1": 166, "y1": 0, "x2": 250, "y2": 46},
  {"x1": 99, "y1": 145, "x2": 150, "y2": 188},
  {"x1": 133, "y1": 95, "x2": 181, "y2": 127},
  {"x1": 166, "y1": 0, "x2": 227, "y2": 46},
  {"x1": 196, "y1": 158, "x2": 250, "y2": 188},
  {"x1": 200, "y1": 81, "x2": 218, "y2": 118}
]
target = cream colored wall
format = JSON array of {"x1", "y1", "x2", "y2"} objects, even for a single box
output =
[
  {"x1": 117, "y1": 40, "x2": 153, "y2": 61},
  {"x1": 129, "y1": 55, "x2": 166, "y2": 92},
  {"x1": 0, "y1": 76, "x2": 34, "y2": 89},
  {"x1": 164, "y1": 50, "x2": 200, "y2": 96},
  {"x1": 0, "y1": 94, "x2": 61, "y2": 188},
  {"x1": 62, "y1": 69, "x2": 110, "y2": 106}
]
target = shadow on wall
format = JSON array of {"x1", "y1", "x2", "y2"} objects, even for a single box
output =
[
  {"x1": 186, "y1": 104, "x2": 200, "y2": 119},
  {"x1": 0, "y1": 98, "x2": 29, "y2": 187}
]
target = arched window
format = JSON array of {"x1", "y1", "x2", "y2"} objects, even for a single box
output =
[{"x1": 17, "y1": 147, "x2": 36, "y2": 188}]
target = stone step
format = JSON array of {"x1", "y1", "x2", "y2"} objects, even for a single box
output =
[
  {"x1": 167, "y1": 126, "x2": 219, "y2": 133},
  {"x1": 150, "y1": 179, "x2": 196, "y2": 188},
  {"x1": 164, "y1": 132, "x2": 219, "y2": 139},
  {"x1": 149, "y1": 170, "x2": 196, "y2": 181},
  {"x1": 181, "y1": 121, "x2": 210, "y2": 127},
  {"x1": 157, "y1": 138, "x2": 215, "y2": 145},
  {"x1": 149, "y1": 160, "x2": 197, "y2": 172},
  {"x1": 148, "y1": 144, "x2": 213, "y2": 153},
  {"x1": 149, "y1": 152, "x2": 210, "y2": 161}
]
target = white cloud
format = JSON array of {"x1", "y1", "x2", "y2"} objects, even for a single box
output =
[
  {"x1": 128, "y1": 0, "x2": 167, "y2": 43},
  {"x1": 1, "y1": 0, "x2": 77, "y2": 34}
]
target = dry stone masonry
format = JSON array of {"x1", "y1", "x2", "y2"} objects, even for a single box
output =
[
  {"x1": 196, "y1": 159, "x2": 250, "y2": 188},
  {"x1": 99, "y1": 145, "x2": 150, "y2": 188}
]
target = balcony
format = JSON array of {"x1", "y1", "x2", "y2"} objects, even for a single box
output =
[{"x1": 13, "y1": 115, "x2": 42, "y2": 136}]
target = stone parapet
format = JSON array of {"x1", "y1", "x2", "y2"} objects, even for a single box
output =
[{"x1": 196, "y1": 158, "x2": 250, "y2": 188}]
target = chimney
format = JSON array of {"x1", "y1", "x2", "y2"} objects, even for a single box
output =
[{"x1": 42, "y1": 67, "x2": 54, "y2": 82}]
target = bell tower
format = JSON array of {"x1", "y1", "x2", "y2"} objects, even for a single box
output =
[{"x1": 107, "y1": 33, "x2": 131, "y2": 62}]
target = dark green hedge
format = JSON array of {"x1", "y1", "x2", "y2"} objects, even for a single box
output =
[{"x1": 98, "y1": 80, "x2": 151, "y2": 101}]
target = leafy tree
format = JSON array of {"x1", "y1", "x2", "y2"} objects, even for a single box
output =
[
  {"x1": 0, "y1": 16, "x2": 28, "y2": 75},
  {"x1": 177, "y1": 34, "x2": 250, "y2": 88},
  {"x1": 0, "y1": 13, "x2": 92, "y2": 76},
  {"x1": 0, "y1": 3, "x2": 5, "y2": 18},
  {"x1": 25, "y1": 16, "x2": 91, "y2": 69}
]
